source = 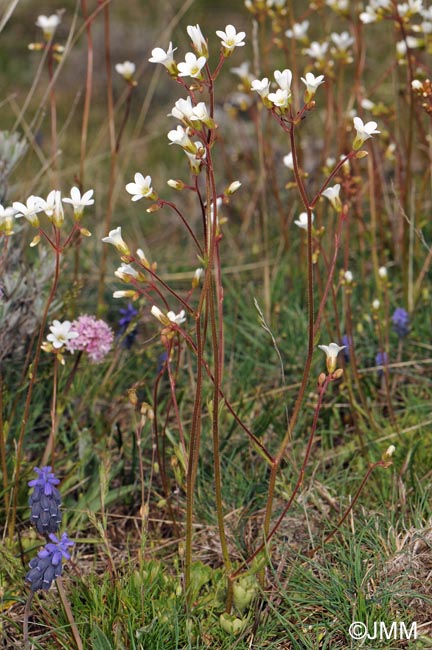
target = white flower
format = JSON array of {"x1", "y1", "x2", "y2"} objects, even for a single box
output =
[
  {"x1": 294, "y1": 212, "x2": 314, "y2": 230},
  {"x1": 326, "y1": 0, "x2": 349, "y2": 9},
  {"x1": 0, "y1": 204, "x2": 15, "y2": 235},
  {"x1": 177, "y1": 52, "x2": 207, "y2": 79},
  {"x1": 115, "y1": 61, "x2": 136, "y2": 80},
  {"x1": 396, "y1": 41, "x2": 407, "y2": 56},
  {"x1": 208, "y1": 197, "x2": 223, "y2": 226},
  {"x1": 167, "y1": 310, "x2": 186, "y2": 325},
  {"x1": 184, "y1": 144, "x2": 205, "y2": 174},
  {"x1": 190, "y1": 102, "x2": 214, "y2": 128},
  {"x1": 62, "y1": 187, "x2": 94, "y2": 219},
  {"x1": 322, "y1": 184, "x2": 342, "y2": 211},
  {"x1": 285, "y1": 21, "x2": 309, "y2": 40},
  {"x1": 125, "y1": 173, "x2": 157, "y2": 201},
  {"x1": 268, "y1": 88, "x2": 290, "y2": 109},
  {"x1": 167, "y1": 125, "x2": 196, "y2": 153},
  {"x1": 151, "y1": 305, "x2": 165, "y2": 323},
  {"x1": 168, "y1": 97, "x2": 194, "y2": 121},
  {"x1": 216, "y1": 25, "x2": 246, "y2": 54},
  {"x1": 148, "y1": 42, "x2": 177, "y2": 74},
  {"x1": 42, "y1": 189, "x2": 64, "y2": 227},
  {"x1": 352, "y1": 116, "x2": 380, "y2": 149},
  {"x1": 151, "y1": 306, "x2": 186, "y2": 327},
  {"x1": 46, "y1": 320, "x2": 79, "y2": 349},
  {"x1": 274, "y1": 69, "x2": 292, "y2": 92},
  {"x1": 378, "y1": 266, "x2": 388, "y2": 279},
  {"x1": 13, "y1": 195, "x2": 44, "y2": 227},
  {"x1": 304, "y1": 41, "x2": 329, "y2": 61},
  {"x1": 318, "y1": 342, "x2": 346, "y2": 373},
  {"x1": 187, "y1": 24, "x2": 208, "y2": 58},
  {"x1": 360, "y1": 8, "x2": 379, "y2": 23},
  {"x1": 417, "y1": 20, "x2": 432, "y2": 33},
  {"x1": 344, "y1": 270, "x2": 353, "y2": 283},
  {"x1": 251, "y1": 77, "x2": 270, "y2": 98},
  {"x1": 330, "y1": 31, "x2": 354, "y2": 51},
  {"x1": 36, "y1": 14, "x2": 61, "y2": 39},
  {"x1": 372, "y1": 299, "x2": 380, "y2": 310},
  {"x1": 283, "y1": 153, "x2": 294, "y2": 170},
  {"x1": 397, "y1": 0, "x2": 423, "y2": 17},
  {"x1": 360, "y1": 98, "x2": 375, "y2": 110},
  {"x1": 102, "y1": 226, "x2": 130, "y2": 256},
  {"x1": 115, "y1": 263, "x2": 142, "y2": 281},
  {"x1": 411, "y1": 79, "x2": 423, "y2": 90},
  {"x1": 300, "y1": 72, "x2": 325, "y2": 101},
  {"x1": 231, "y1": 61, "x2": 254, "y2": 84}
]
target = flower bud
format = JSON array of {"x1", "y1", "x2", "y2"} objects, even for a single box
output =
[
  {"x1": 167, "y1": 179, "x2": 185, "y2": 190},
  {"x1": 225, "y1": 180, "x2": 242, "y2": 195}
]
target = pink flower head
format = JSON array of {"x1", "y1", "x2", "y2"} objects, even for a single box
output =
[{"x1": 66, "y1": 315, "x2": 114, "y2": 363}]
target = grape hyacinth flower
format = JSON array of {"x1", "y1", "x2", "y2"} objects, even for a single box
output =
[
  {"x1": 341, "y1": 334, "x2": 352, "y2": 363},
  {"x1": 25, "y1": 533, "x2": 74, "y2": 592},
  {"x1": 392, "y1": 307, "x2": 410, "y2": 337},
  {"x1": 118, "y1": 303, "x2": 138, "y2": 349},
  {"x1": 28, "y1": 467, "x2": 62, "y2": 535},
  {"x1": 66, "y1": 315, "x2": 114, "y2": 363},
  {"x1": 376, "y1": 351, "x2": 389, "y2": 377}
]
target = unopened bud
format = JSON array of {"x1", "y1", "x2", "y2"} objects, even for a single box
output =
[
  {"x1": 146, "y1": 203, "x2": 162, "y2": 213},
  {"x1": 225, "y1": 180, "x2": 242, "y2": 195},
  {"x1": 355, "y1": 150, "x2": 368, "y2": 159},
  {"x1": 167, "y1": 179, "x2": 185, "y2": 190},
  {"x1": 127, "y1": 388, "x2": 138, "y2": 406},
  {"x1": 192, "y1": 267, "x2": 204, "y2": 288}
]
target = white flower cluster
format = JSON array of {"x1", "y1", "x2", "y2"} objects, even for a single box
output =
[
  {"x1": 251, "y1": 68, "x2": 325, "y2": 110},
  {"x1": 360, "y1": 0, "x2": 424, "y2": 24},
  {"x1": 0, "y1": 188, "x2": 94, "y2": 238},
  {"x1": 148, "y1": 23, "x2": 246, "y2": 80}
]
